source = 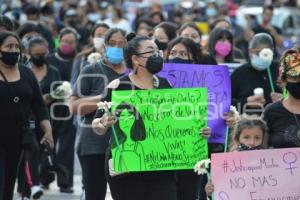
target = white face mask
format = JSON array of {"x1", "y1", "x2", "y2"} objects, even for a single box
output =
[{"x1": 93, "y1": 37, "x2": 104, "y2": 49}]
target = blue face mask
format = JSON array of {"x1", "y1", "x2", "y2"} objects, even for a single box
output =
[
  {"x1": 206, "y1": 8, "x2": 217, "y2": 17},
  {"x1": 168, "y1": 57, "x2": 192, "y2": 64},
  {"x1": 250, "y1": 54, "x2": 272, "y2": 71},
  {"x1": 105, "y1": 47, "x2": 124, "y2": 64}
]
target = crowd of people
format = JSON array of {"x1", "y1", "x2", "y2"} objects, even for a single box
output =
[{"x1": 0, "y1": 0, "x2": 299, "y2": 200}]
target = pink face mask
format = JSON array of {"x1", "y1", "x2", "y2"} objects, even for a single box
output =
[
  {"x1": 214, "y1": 41, "x2": 232, "y2": 57},
  {"x1": 59, "y1": 43, "x2": 75, "y2": 55}
]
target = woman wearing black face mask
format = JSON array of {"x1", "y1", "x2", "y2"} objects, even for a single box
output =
[
  {"x1": 16, "y1": 37, "x2": 61, "y2": 199},
  {"x1": 264, "y1": 47, "x2": 300, "y2": 149},
  {"x1": 91, "y1": 35, "x2": 177, "y2": 200},
  {"x1": 0, "y1": 32, "x2": 53, "y2": 200},
  {"x1": 166, "y1": 37, "x2": 215, "y2": 200},
  {"x1": 166, "y1": 37, "x2": 201, "y2": 64},
  {"x1": 153, "y1": 22, "x2": 177, "y2": 59}
]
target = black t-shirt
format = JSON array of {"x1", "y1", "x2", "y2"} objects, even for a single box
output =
[
  {"x1": 200, "y1": 53, "x2": 217, "y2": 65},
  {"x1": 73, "y1": 60, "x2": 126, "y2": 155},
  {"x1": 47, "y1": 53, "x2": 74, "y2": 81},
  {"x1": 263, "y1": 101, "x2": 300, "y2": 148},
  {"x1": 27, "y1": 64, "x2": 61, "y2": 136},
  {"x1": 35, "y1": 65, "x2": 61, "y2": 95},
  {"x1": 231, "y1": 61, "x2": 281, "y2": 111},
  {"x1": 95, "y1": 75, "x2": 175, "y2": 181},
  {"x1": 0, "y1": 66, "x2": 49, "y2": 137}
]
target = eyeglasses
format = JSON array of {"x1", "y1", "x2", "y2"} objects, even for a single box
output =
[{"x1": 136, "y1": 50, "x2": 163, "y2": 58}]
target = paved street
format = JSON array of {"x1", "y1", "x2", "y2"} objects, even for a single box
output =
[
  {"x1": 14, "y1": 148, "x2": 113, "y2": 200},
  {"x1": 14, "y1": 175, "x2": 113, "y2": 200}
]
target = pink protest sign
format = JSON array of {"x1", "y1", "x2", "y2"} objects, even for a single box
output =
[{"x1": 211, "y1": 148, "x2": 300, "y2": 200}]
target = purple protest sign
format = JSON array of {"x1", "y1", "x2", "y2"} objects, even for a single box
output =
[{"x1": 158, "y1": 63, "x2": 231, "y2": 143}]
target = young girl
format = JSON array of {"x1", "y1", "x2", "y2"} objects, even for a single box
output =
[{"x1": 205, "y1": 116, "x2": 268, "y2": 197}]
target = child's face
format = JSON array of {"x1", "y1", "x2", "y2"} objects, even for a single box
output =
[{"x1": 238, "y1": 127, "x2": 264, "y2": 148}]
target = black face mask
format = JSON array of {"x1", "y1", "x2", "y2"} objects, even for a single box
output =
[
  {"x1": 140, "y1": 54, "x2": 164, "y2": 74},
  {"x1": 31, "y1": 55, "x2": 47, "y2": 67},
  {"x1": 286, "y1": 81, "x2": 300, "y2": 99},
  {"x1": 168, "y1": 57, "x2": 192, "y2": 64},
  {"x1": 0, "y1": 51, "x2": 20, "y2": 66},
  {"x1": 237, "y1": 144, "x2": 264, "y2": 151},
  {"x1": 155, "y1": 39, "x2": 168, "y2": 51}
]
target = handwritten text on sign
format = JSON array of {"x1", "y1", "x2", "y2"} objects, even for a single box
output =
[
  {"x1": 211, "y1": 148, "x2": 300, "y2": 200},
  {"x1": 111, "y1": 88, "x2": 208, "y2": 172},
  {"x1": 159, "y1": 64, "x2": 231, "y2": 143}
]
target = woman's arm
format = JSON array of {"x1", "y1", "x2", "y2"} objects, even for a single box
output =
[
  {"x1": 43, "y1": 94, "x2": 54, "y2": 105},
  {"x1": 69, "y1": 95, "x2": 102, "y2": 115},
  {"x1": 40, "y1": 119, "x2": 54, "y2": 148}
]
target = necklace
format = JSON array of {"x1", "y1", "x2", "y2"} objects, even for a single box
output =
[{"x1": 293, "y1": 113, "x2": 300, "y2": 129}]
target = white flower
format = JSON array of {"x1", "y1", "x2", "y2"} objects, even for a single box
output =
[
  {"x1": 51, "y1": 81, "x2": 72, "y2": 99},
  {"x1": 259, "y1": 48, "x2": 274, "y2": 61},
  {"x1": 97, "y1": 101, "x2": 113, "y2": 112},
  {"x1": 194, "y1": 159, "x2": 211, "y2": 175},
  {"x1": 87, "y1": 52, "x2": 102, "y2": 64},
  {"x1": 229, "y1": 105, "x2": 239, "y2": 120},
  {"x1": 60, "y1": 81, "x2": 72, "y2": 91}
]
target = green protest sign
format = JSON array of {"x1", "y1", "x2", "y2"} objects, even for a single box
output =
[{"x1": 111, "y1": 88, "x2": 208, "y2": 172}]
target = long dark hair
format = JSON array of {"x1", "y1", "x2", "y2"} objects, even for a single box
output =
[
  {"x1": 166, "y1": 37, "x2": 201, "y2": 64},
  {"x1": 111, "y1": 102, "x2": 146, "y2": 149},
  {"x1": 0, "y1": 31, "x2": 20, "y2": 47},
  {"x1": 123, "y1": 35, "x2": 150, "y2": 69},
  {"x1": 154, "y1": 22, "x2": 178, "y2": 41},
  {"x1": 0, "y1": 15, "x2": 14, "y2": 31},
  {"x1": 104, "y1": 28, "x2": 126, "y2": 45},
  {"x1": 208, "y1": 28, "x2": 234, "y2": 63},
  {"x1": 16, "y1": 22, "x2": 41, "y2": 39},
  {"x1": 178, "y1": 22, "x2": 202, "y2": 41},
  {"x1": 0, "y1": 31, "x2": 22, "y2": 65}
]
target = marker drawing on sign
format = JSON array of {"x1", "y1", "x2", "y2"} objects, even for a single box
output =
[
  {"x1": 283, "y1": 152, "x2": 298, "y2": 176},
  {"x1": 113, "y1": 102, "x2": 147, "y2": 172},
  {"x1": 218, "y1": 191, "x2": 230, "y2": 200}
]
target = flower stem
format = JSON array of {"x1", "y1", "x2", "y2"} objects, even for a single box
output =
[
  {"x1": 224, "y1": 126, "x2": 229, "y2": 152},
  {"x1": 267, "y1": 67, "x2": 275, "y2": 93},
  {"x1": 207, "y1": 172, "x2": 214, "y2": 200}
]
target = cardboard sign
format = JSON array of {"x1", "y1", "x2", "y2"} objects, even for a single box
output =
[
  {"x1": 111, "y1": 88, "x2": 208, "y2": 172},
  {"x1": 159, "y1": 64, "x2": 231, "y2": 143},
  {"x1": 211, "y1": 148, "x2": 300, "y2": 200}
]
